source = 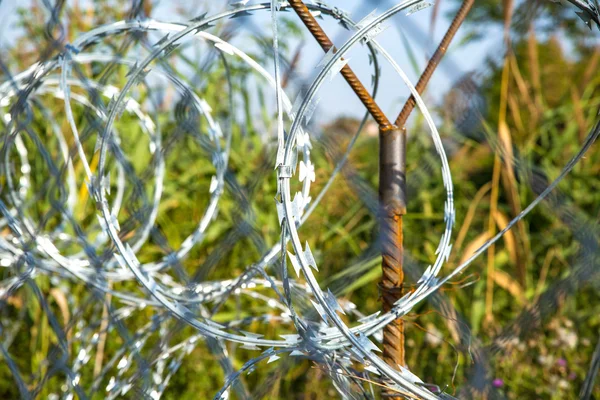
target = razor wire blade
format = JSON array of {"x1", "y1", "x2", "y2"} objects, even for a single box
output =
[{"x1": 0, "y1": 1, "x2": 598, "y2": 399}]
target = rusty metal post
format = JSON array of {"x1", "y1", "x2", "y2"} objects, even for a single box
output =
[
  {"x1": 287, "y1": 0, "x2": 473, "y2": 384},
  {"x1": 288, "y1": 0, "x2": 405, "y2": 374},
  {"x1": 287, "y1": 0, "x2": 393, "y2": 130},
  {"x1": 395, "y1": 0, "x2": 475, "y2": 128},
  {"x1": 380, "y1": 0, "x2": 473, "y2": 378},
  {"x1": 379, "y1": 126, "x2": 407, "y2": 374}
]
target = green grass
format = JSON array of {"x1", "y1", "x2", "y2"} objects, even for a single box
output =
[{"x1": 0, "y1": 1, "x2": 599, "y2": 399}]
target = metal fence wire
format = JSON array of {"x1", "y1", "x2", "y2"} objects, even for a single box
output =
[{"x1": 0, "y1": 0, "x2": 599, "y2": 399}]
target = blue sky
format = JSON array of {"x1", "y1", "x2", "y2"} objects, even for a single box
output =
[{"x1": 0, "y1": 0, "x2": 500, "y2": 121}]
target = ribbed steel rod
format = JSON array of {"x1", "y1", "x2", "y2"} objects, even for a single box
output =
[
  {"x1": 395, "y1": 0, "x2": 475, "y2": 128},
  {"x1": 288, "y1": 0, "x2": 473, "y2": 385},
  {"x1": 379, "y1": 126, "x2": 407, "y2": 375},
  {"x1": 288, "y1": 0, "x2": 405, "y2": 376},
  {"x1": 288, "y1": 0, "x2": 394, "y2": 130}
]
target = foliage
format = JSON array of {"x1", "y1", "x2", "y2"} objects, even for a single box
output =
[{"x1": 0, "y1": 1, "x2": 598, "y2": 399}]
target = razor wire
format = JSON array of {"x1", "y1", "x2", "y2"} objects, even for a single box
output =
[{"x1": 0, "y1": 0, "x2": 599, "y2": 399}]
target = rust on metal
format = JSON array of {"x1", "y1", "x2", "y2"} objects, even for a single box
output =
[
  {"x1": 379, "y1": 126, "x2": 407, "y2": 373},
  {"x1": 288, "y1": 0, "x2": 393, "y2": 130},
  {"x1": 395, "y1": 0, "x2": 475, "y2": 128},
  {"x1": 288, "y1": 0, "x2": 474, "y2": 383}
]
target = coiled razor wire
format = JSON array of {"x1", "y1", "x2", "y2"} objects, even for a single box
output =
[{"x1": 0, "y1": 1, "x2": 598, "y2": 399}]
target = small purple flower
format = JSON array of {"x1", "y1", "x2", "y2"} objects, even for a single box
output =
[
  {"x1": 556, "y1": 358, "x2": 567, "y2": 368},
  {"x1": 568, "y1": 372, "x2": 577, "y2": 381},
  {"x1": 492, "y1": 378, "x2": 504, "y2": 388}
]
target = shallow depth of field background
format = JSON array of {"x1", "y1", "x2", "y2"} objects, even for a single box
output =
[{"x1": 0, "y1": 0, "x2": 599, "y2": 399}]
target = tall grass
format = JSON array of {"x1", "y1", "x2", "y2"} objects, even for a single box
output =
[{"x1": 0, "y1": 1, "x2": 598, "y2": 399}]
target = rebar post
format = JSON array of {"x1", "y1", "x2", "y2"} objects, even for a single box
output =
[
  {"x1": 379, "y1": 126, "x2": 407, "y2": 375},
  {"x1": 288, "y1": 0, "x2": 405, "y2": 375},
  {"x1": 288, "y1": 0, "x2": 393, "y2": 130},
  {"x1": 289, "y1": 0, "x2": 473, "y2": 382},
  {"x1": 395, "y1": 0, "x2": 475, "y2": 127}
]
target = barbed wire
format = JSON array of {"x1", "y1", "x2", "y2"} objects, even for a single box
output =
[{"x1": 0, "y1": 0, "x2": 598, "y2": 399}]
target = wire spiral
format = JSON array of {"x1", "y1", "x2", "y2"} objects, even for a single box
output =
[{"x1": 0, "y1": 1, "x2": 598, "y2": 399}]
